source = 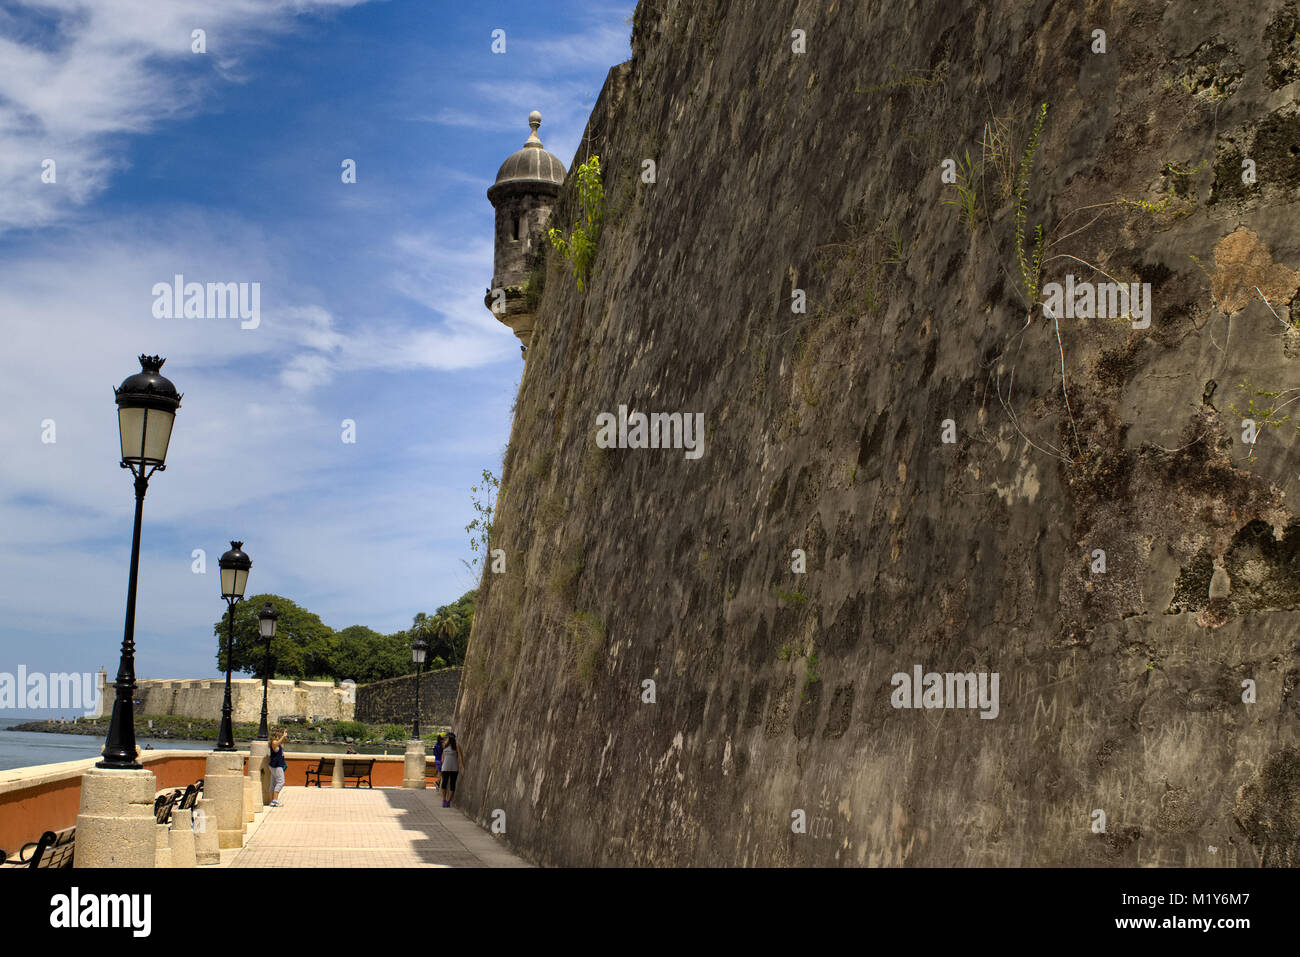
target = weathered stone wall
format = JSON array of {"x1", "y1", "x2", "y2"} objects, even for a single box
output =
[
  {"x1": 95, "y1": 672, "x2": 353, "y2": 723},
  {"x1": 457, "y1": 0, "x2": 1300, "y2": 867},
  {"x1": 355, "y1": 668, "x2": 461, "y2": 728}
]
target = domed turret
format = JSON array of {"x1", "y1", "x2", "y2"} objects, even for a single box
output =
[
  {"x1": 485, "y1": 111, "x2": 567, "y2": 356},
  {"x1": 489, "y1": 110, "x2": 566, "y2": 196}
]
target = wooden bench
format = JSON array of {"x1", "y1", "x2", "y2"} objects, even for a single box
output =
[
  {"x1": 154, "y1": 789, "x2": 182, "y2": 824},
  {"x1": 17, "y1": 827, "x2": 75, "y2": 868},
  {"x1": 304, "y1": 757, "x2": 375, "y2": 788},
  {"x1": 424, "y1": 761, "x2": 442, "y2": 786}
]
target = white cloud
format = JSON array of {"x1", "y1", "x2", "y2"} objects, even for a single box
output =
[
  {"x1": 0, "y1": 0, "x2": 373, "y2": 231},
  {"x1": 523, "y1": 14, "x2": 632, "y2": 72}
]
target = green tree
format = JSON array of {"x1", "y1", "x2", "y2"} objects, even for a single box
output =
[
  {"x1": 406, "y1": 591, "x2": 476, "y2": 669},
  {"x1": 214, "y1": 594, "x2": 334, "y2": 679},
  {"x1": 330, "y1": 625, "x2": 411, "y2": 684}
]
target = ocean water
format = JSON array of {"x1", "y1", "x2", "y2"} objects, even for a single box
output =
[{"x1": 0, "y1": 718, "x2": 210, "y2": 772}]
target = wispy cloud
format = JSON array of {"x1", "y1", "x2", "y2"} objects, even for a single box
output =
[
  {"x1": 0, "y1": 0, "x2": 373, "y2": 231},
  {"x1": 523, "y1": 12, "x2": 632, "y2": 71}
]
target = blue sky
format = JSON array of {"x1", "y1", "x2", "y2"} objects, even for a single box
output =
[{"x1": 0, "y1": 0, "x2": 633, "y2": 709}]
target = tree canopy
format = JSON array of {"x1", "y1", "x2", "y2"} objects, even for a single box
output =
[{"x1": 213, "y1": 590, "x2": 476, "y2": 683}]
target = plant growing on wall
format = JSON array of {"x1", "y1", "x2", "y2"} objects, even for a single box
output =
[
  {"x1": 548, "y1": 155, "x2": 604, "y2": 290},
  {"x1": 1014, "y1": 103, "x2": 1048, "y2": 308},
  {"x1": 1229, "y1": 381, "x2": 1300, "y2": 460},
  {"x1": 463, "y1": 468, "x2": 500, "y2": 574},
  {"x1": 942, "y1": 149, "x2": 980, "y2": 232}
]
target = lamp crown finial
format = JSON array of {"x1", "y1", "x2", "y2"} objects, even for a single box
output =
[{"x1": 138, "y1": 355, "x2": 165, "y2": 373}]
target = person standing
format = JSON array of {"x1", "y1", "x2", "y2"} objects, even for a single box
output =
[
  {"x1": 440, "y1": 732, "x2": 465, "y2": 807},
  {"x1": 431, "y1": 732, "x2": 446, "y2": 790},
  {"x1": 268, "y1": 729, "x2": 287, "y2": 807}
]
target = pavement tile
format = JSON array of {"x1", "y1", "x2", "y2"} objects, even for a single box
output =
[{"x1": 227, "y1": 786, "x2": 529, "y2": 868}]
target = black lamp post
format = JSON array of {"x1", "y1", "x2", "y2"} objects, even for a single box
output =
[
  {"x1": 98, "y1": 355, "x2": 181, "y2": 770},
  {"x1": 411, "y1": 637, "x2": 428, "y2": 739},
  {"x1": 256, "y1": 602, "x2": 278, "y2": 741},
  {"x1": 215, "y1": 541, "x2": 251, "y2": 751}
]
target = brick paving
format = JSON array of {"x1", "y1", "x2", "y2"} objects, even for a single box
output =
[{"x1": 229, "y1": 787, "x2": 529, "y2": 868}]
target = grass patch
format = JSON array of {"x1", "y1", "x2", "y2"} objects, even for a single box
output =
[
  {"x1": 773, "y1": 585, "x2": 808, "y2": 605},
  {"x1": 536, "y1": 491, "x2": 566, "y2": 532},
  {"x1": 566, "y1": 611, "x2": 606, "y2": 683},
  {"x1": 943, "y1": 149, "x2": 980, "y2": 232},
  {"x1": 530, "y1": 448, "x2": 555, "y2": 481},
  {"x1": 854, "y1": 64, "x2": 943, "y2": 95},
  {"x1": 548, "y1": 542, "x2": 586, "y2": 602}
]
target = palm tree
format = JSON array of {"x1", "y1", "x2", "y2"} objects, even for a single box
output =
[
  {"x1": 431, "y1": 612, "x2": 461, "y2": 666},
  {"x1": 409, "y1": 612, "x2": 436, "y2": 669}
]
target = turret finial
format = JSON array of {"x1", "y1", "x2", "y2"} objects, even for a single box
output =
[{"x1": 524, "y1": 110, "x2": 543, "y2": 148}]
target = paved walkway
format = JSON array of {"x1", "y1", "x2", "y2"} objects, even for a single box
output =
[{"x1": 228, "y1": 787, "x2": 529, "y2": 868}]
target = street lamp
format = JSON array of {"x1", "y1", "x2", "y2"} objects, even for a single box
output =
[
  {"x1": 256, "y1": 602, "x2": 278, "y2": 741},
  {"x1": 215, "y1": 541, "x2": 251, "y2": 751},
  {"x1": 411, "y1": 637, "x2": 428, "y2": 739},
  {"x1": 98, "y1": 355, "x2": 181, "y2": 770}
]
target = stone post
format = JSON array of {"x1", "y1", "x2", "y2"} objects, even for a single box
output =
[
  {"x1": 204, "y1": 751, "x2": 246, "y2": 849},
  {"x1": 331, "y1": 755, "x2": 344, "y2": 789},
  {"x1": 73, "y1": 766, "x2": 156, "y2": 868},
  {"x1": 248, "y1": 739, "x2": 271, "y2": 806},
  {"x1": 402, "y1": 739, "x2": 426, "y2": 789},
  {"x1": 169, "y1": 808, "x2": 197, "y2": 867},
  {"x1": 193, "y1": 798, "x2": 220, "y2": 864},
  {"x1": 154, "y1": 822, "x2": 173, "y2": 867}
]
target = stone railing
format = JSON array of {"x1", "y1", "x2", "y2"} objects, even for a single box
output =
[{"x1": 0, "y1": 749, "x2": 419, "y2": 865}]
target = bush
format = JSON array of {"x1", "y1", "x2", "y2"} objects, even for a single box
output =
[
  {"x1": 548, "y1": 155, "x2": 604, "y2": 290},
  {"x1": 333, "y1": 720, "x2": 366, "y2": 739},
  {"x1": 382, "y1": 723, "x2": 408, "y2": 742}
]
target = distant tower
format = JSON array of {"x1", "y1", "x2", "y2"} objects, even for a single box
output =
[{"x1": 485, "y1": 110, "x2": 566, "y2": 355}]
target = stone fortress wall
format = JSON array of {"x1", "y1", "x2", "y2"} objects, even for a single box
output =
[
  {"x1": 454, "y1": 0, "x2": 1300, "y2": 867},
  {"x1": 354, "y1": 667, "x2": 462, "y2": 728},
  {"x1": 91, "y1": 670, "x2": 354, "y2": 723}
]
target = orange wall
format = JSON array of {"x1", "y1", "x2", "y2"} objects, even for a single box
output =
[
  {"x1": 148, "y1": 754, "x2": 208, "y2": 791},
  {"x1": 0, "y1": 774, "x2": 83, "y2": 860},
  {"x1": 0, "y1": 753, "x2": 206, "y2": 858},
  {"x1": 283, "y1": 756, "x2": 406, "y2": 788}
]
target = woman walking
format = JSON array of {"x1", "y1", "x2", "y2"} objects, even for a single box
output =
[
  {"x1": 268, "y1": 729, "x2": 287, "y2": 807},
  {"x1": 440, "y1": 732, "x2": 465, "y2": 807}
]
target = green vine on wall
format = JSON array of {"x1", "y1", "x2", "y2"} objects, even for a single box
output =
[
  {"x1": 548, "y1": 155, "x2": 605, "y2": 291},
  {"x1": 1014, "y1": 103, "x2": 1048, "y2": 307}
]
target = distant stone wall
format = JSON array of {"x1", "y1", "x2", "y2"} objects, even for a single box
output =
[
  {"x1": 356, "y1": 668, "x2": 461, "y2": 728},
  {"x1": 92, "y1": 671, "x2": 354, "y2": 723}
]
